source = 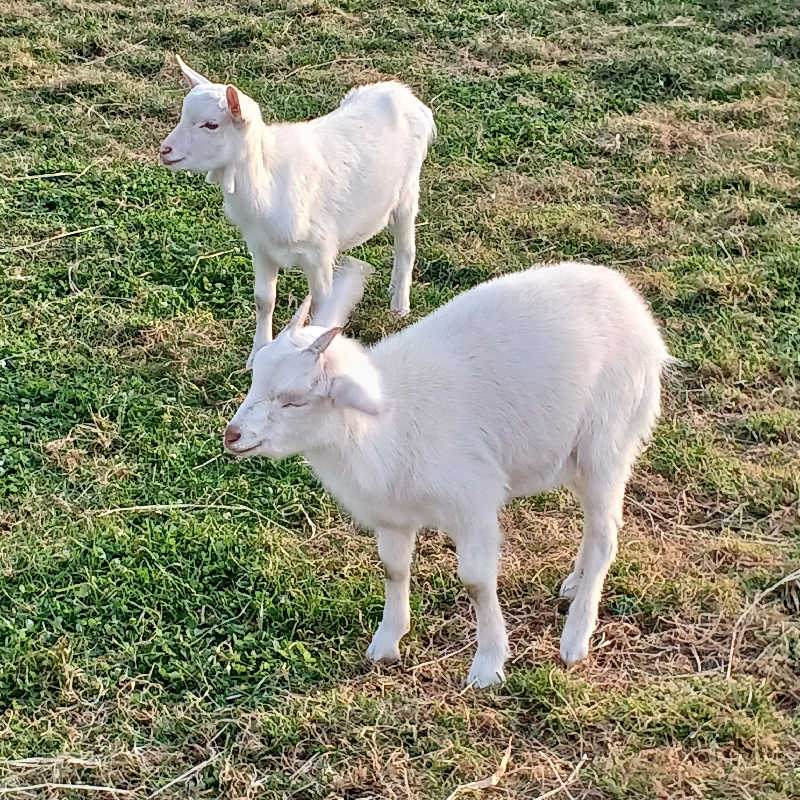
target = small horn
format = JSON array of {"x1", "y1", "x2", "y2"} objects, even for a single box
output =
[
  {"x1": 175, "y1": 54, "x2": 211, "y2": 89},
  {"x1": 288, "y1": 295, "x2": 312, "y2": 330}
]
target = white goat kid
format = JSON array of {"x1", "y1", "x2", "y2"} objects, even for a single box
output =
[
  {"x1": 224, "y1": 259, "x2": 671, "y2": 687},
  {"x1": 160, "y1": 56, "x2": 435, "y2": 368}
]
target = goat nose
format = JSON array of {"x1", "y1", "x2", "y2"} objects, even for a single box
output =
[
  {"x1": 224, "y1": 425, "x2": 242, "y2": 448},
  {"x1": 160, "y1": 145, "x2": 172, "y2": 155}
]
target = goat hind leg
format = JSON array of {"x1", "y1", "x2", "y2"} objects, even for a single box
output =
[
  {"x1": 247, "y1": 253, "x2": 279, "y2": 370},
  {"x1": 389, "y1": 200, "x2": 417, "y2": 317},
  {"x1": 306, "y1": 260, "x2": 334, "y2": 314},
  {"x1": 560, "y1": 479, "x2": 624, "y2": 665}
]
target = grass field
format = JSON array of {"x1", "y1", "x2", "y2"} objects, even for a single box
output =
[{"x1": 2, "y1": 0, "x2": 799, "y2": 797}]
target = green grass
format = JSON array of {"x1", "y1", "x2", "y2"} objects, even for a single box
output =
[{"x1": 1, "y1": 0, "x2": 799, "y2": 797}]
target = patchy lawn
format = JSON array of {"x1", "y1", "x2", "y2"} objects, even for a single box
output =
[{"x1": 1, "y1": 0, "x2": 798, "y2": 797}]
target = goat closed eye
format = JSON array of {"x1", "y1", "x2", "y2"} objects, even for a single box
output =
[
  {"x1": 278, "y1": 395, "x2": 308, "y2": 408},
  {"x1": 201, "y1": 121, "x2": 218, "y2": 130}
]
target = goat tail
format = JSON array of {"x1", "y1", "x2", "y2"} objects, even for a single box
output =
[
  {"x1": 424, "y1": 105, "x2": 437, "y2": 145},
  {"x1": 632, "y1": 351, "x2": 678, "y2": 456}
]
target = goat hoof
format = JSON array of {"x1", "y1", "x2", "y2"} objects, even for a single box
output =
[
  {"x1": 366, "y1": 627, "x2": 402, "y2": 664},
  {"x1": 390, "y1": 304, "x2": 410, "y2": 318},
  {"x1": 559, "y1": 625, "x2": 591, "y2": 666},
  {"x1": 467, "y1": 651, "x2": 507, "y2": 688}
]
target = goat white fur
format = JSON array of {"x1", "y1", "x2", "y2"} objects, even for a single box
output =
[
  {"x1": 224, "y1": 259, "x2": 671, "y2": 687},
  {"x1": 160, "y1": 55, "x2": 435, "y2": 368}
]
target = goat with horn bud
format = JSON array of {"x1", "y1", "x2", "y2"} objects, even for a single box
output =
[
  {"x1": 160, "y1": 55, "x2": 436, "y2": 369},
  {"x1": 223, "y1": 256, "x2": 674, "y2": 687}
]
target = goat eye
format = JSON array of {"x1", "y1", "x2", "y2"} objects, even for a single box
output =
[
  {"x1": 201, "y1": 121, "x2": 218, "y2": 130},
  {"x1": 280, "y1": 398, "x2": 307, "y2": 408}
]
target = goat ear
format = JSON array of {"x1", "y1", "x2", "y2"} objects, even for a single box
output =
[
  {"x1": 329, "y1": 375, "x2": 383, "y2": 416},
  {"x1": 226, "y1": 85, "x2": 243, "y2": 121},
  {"x1": 175, "y1": 54, "x2": 210, "y2": 89},
  {"x1": 306, "y1": 327, "x2": 342, "y2": 357}
]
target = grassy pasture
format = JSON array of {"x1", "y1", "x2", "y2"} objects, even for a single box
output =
[{"x1": 1, "y1": 0, "x2": 799, "y2": 797}]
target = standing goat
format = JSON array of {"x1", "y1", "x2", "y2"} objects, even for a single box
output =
[
  {"x1": 160, "y1": 56, "x2": 435, "y2": 368},
  {"x1": 224, "y1": 259, "x2": 671, "y2": 687}
]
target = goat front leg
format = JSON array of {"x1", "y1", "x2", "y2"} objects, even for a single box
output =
[
  {"x1": 247, "y1": 250, "x2": 279, "y2": 371},
  {"x1": 367, "y1": 528, "x2": 416, "y2": 664},
  {"x1": 456, "y1": 517, "x2": 509, "y2": 688}
]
